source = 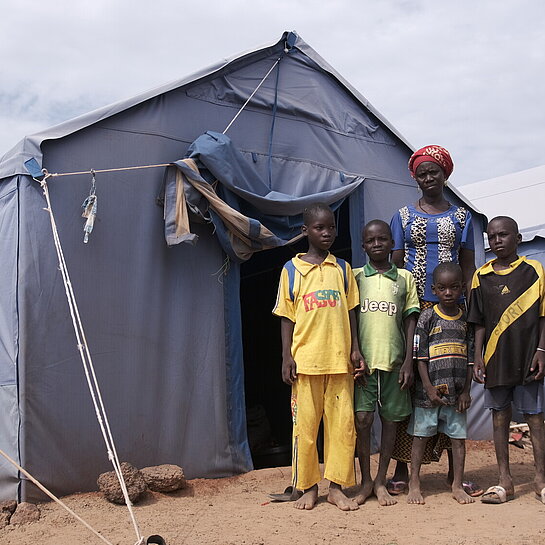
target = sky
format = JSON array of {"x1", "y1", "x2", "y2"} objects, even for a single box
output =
[{"x1": 1, "y1": 0, "x2": 544, "y2": 186}]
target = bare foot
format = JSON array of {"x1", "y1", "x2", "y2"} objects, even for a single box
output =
[
  {"x1": 452, "y1": 485, "x2": 475, "y2": 504},
  {"x1": 534, "y1": 477, "x2": 545, "y2": 498},
  {"x1": 294, "y1": 485, "x2": 318, "y2": 510},
  {"x1": 353, "y1": 481, "x2": 374, "y2": 505},
  {"x1": 375, "y1": 483, "x2": 397, "y2": 506},
  {"x1": 407, "y1": 483, "x2": 425, "y2": 505},
  {"x1": 327, "y1": 483, "x2": 359, "y2": 511}
]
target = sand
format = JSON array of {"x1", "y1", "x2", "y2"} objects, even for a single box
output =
[{"x1": 2, "y1": 441, "x2": 544, "y2": 545}]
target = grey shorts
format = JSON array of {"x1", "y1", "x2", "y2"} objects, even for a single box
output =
[{"x1": 484, "y1": 381, "x2": 544, "y2": 414}]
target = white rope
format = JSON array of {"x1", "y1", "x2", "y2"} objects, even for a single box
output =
[
  {"x1": 39, "y1": 175, "x2": 145, "y2": 545},
  {"x1": 0, "y1": 447, "x2": 114, "y2": 545},
  {"x1": 222, "y1": 57, "x2": 281, "y2": 134},
  {"x1": 33, "y1": 58, "x2": 280, "y2": 183},
  {"x1": 44, "y1": 163, "x2": 172, "y2": 179}
]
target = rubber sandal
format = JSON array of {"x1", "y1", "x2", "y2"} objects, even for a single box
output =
[
  {"x1": 268, "y1": 486, "x2": 303, "y2": 502},
  {"x1": 386, "y1": 479, "x2": 407, "y2": 495},
  {"x1": 535, "y1": 487, "x2": 545, "y2": 504},
  {"x1": 481, "y1": 485, "x2": 514, "y2": 504},
  {"x1": 462, "y1": 480, "x2": 484, "y2": 497},
  {"x1": 147, "y1": 536, "x2": 167, "y2": 545}
]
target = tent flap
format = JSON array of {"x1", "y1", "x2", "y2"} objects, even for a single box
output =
[{"x1": 165, "y1": 132, "x2": 364, "y2": 261}]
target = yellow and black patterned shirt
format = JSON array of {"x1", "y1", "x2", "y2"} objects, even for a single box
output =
[
  {"x1": 468, "y1": 256, "x2": 545, "y2": 388},
  {"x1": 415, "y1": 306, "x2": 474, "y2": 407}
]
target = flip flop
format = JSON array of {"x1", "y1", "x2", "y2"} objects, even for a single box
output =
[
  {"x1": 535, "y1": 487, "x2": 545, "y2": 504},
  {"x1": 481, "y1": 485, "x2": 514, "y2": 504},
  {"x1": 386, "y1": 479, "x2": 407, "y2": 495},
  {"x1": 268, "y1": 486, "x2": 303, "y2": 502},
  {"x1": 147, "y1": 536, "x2": 167, "y2": 545},
  {"x1": 462, "y1": 481, "x2": 484, "y2": 497}
]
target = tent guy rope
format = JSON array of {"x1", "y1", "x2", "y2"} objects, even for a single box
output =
[
  {"x1": 0, "y1": 447, "x2": 115, "y2": 545},
  {"x1": 222, "y1": 56, "x2": 282, "y2": 134},
  {"x1": 36, "y1": 55, "x2": 284, "y2": 181},
  {"x1": 37, "y1": 172, "x2": 146, "y2": 545}
]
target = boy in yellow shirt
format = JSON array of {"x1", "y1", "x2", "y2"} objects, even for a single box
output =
[{"x1": 273, "y1": 203, "x2": 363, "y2": 510}]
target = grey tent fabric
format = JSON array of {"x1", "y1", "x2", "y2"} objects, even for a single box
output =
[{"x1": 0, "y1": 31, "x2": 486, "y2": 501}]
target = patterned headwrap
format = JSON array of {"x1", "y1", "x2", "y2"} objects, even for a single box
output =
[{"x1": 408, "y1": 145, "x2": 454, "y2": 179}]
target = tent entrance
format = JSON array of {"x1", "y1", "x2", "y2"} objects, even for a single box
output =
[{"x1": 240, "y1": 200, "x2": 353, "y2": 469}]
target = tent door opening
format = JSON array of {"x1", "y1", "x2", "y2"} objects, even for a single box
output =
[{"x1": 240, "y1": 200, "x2": 353, "y2": 470}]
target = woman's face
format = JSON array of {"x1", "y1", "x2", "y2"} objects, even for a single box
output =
[{"x1": 414, "y1": 161, "x2": 446, "y2": 196}]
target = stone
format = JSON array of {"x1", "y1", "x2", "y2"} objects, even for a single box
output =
[
  {"x1": 0, "y1": 500, "x2": 17, "y2": 515},
  {"x1": 141, "y1": 464, "x2": 186, "y2": 493},
  {"x1": 9, "y1": 502, "x2": 40, "y2": 525},
  {"x1": 0, "y1": 513, "x2": 9, "y2": 529},
  {"x1": 97, "y1": 462, "x2": 147, "y2": 504},
  {"x1": 0, "y1": 500, "x2": 17, "y2": 529}
]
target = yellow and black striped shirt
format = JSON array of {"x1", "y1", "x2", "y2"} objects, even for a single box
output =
[{"x1": 468, "y1": 256, "x2": 545, "y2": 388}]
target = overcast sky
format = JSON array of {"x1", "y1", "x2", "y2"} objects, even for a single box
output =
[{"x1": 1, "y1": 0, "x2": 544, "y2": 185}]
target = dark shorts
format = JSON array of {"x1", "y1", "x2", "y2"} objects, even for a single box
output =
[
  {"x1": 354, "y1": 368, "x2": 411, "y2": 422},
  {"x1": 484, "y1": 381, "x2": 544, "y2": 414}
]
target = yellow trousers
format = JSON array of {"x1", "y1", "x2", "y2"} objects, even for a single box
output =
[{"x1": 291, "y1": 373, "x2": 356, "y2": 490}]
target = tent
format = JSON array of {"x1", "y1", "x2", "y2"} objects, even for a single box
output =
[
  {"x1": 0, "y1": 31, "x2": 486, "y2": 502},
  {"x1": 458, "y1": 164, "x2": 545, "y2": 266}
]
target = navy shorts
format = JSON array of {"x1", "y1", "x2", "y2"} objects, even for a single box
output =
[{"x1": 484, "y1": 381, "x2": 544, "y2": 414}]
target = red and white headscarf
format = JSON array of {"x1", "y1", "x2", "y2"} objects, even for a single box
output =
[{"x1": 408, "y1": 145, "x2": 454, "y2": 179}]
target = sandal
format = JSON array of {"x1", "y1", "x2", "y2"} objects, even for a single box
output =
[
  {"x1": 268, "y1": 486, "x2": 303, "y2": 502},
  {"x1": 386, "y1": 479, "x2": 407, "y2": 495},
  {"x1": 481, "y1": 485, "x2": 514, "y2": 504},
  {"x1": 462, "y1": 480, "x2": 483, "y2": 497}
]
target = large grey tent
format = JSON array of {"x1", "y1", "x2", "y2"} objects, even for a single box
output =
[{"x1": 0, "y1": 31, "x2": 485, "y2": 502}]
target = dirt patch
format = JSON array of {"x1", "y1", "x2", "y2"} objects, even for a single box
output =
[{"x1": 2, "y1": 442, "x2": 544, "y2": 545}]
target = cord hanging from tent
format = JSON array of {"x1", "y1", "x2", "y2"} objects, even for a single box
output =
[
  {"x1": 222, "y1": 56, "x2": 282, "y2": 135},
  {"x1": 82, "y1": 169, "x2": 98, "y2": 243},
  {"x1": 0, "y1": 447, "x2": 115, "y2": 545},
  {"x1": 37, "y1": 171, "x2": 147, "y2": 545}
]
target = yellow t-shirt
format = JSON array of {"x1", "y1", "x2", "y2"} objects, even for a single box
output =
[{"x1": 272, "y1": 253, "x2": 359, "y2": 375}]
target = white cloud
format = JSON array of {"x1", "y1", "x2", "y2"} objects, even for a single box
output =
[{"x1": 1, "y1": 0, "x2": 545, "y2": 184}]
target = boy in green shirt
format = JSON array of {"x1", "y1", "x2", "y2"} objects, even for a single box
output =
[{"x1": 353, "y1": 220, "x2": 420, "y2": 506}]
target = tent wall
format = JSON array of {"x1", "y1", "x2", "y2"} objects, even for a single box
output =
[
  {"x1": 14, "y1": 122, "x2": 251, "y2": 500},
  {"x1": 0, "y1": 176, "x2": 20, "y2": 499}
]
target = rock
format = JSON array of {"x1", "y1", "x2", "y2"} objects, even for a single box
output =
[
  {"x1": 0, "y1": 500, "x2": 17, "y2": 515},
  {"x1": 141, "y1": 464, "x2": 186, "y2": 493},
  {"x1": 9, "y1": 502, "x2": 40, "y2": 525},
  {"x1": 0, "y1": 513, "x2": 9, "y2": 529},
  {"x1": 0, "y1": 500, "x2": 17, "y2": 529},
  {"x1": 97, "y1": 462, "x2": 147, "y2": 504}
]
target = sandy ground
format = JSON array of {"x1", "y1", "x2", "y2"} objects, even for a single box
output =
[{"x1": 2, "y1": 441, "x2": 544, "y2": 545}]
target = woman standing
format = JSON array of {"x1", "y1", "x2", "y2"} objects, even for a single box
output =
[{"x1": 388, "y1": 145, "x2": 482, "y2": 497}]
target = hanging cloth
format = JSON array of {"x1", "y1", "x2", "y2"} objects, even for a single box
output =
[{"x1": 81, "y1": 170, "x2": 98, "y2": 243}]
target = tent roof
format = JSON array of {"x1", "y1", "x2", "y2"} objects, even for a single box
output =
[
  {"x1": 457, "y1": 164, "x2": 545, "y2": 242},
  {"x1": 0, "y1": 31, "x2": 414, "y2": 180}
]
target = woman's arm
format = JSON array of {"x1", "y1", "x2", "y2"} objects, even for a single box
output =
[
  {"x1": 459, "y1": 247, "x2": 476, "y2": 300},
  {"x1": 391, "y1": 249, "x2": 405, "y2": 269}
]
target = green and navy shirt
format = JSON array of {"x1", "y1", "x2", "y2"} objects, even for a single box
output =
[
  {"x1": 353, "y1": 263, "x2": 420, "y2": 372},
  {"x1": 468, "y1": 256, "x2": 545, "y2": 388}
]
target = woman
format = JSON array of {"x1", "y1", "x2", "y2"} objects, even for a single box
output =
[{"x1": 387, "y1": 145, "x2": 482, "y2": 497}]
